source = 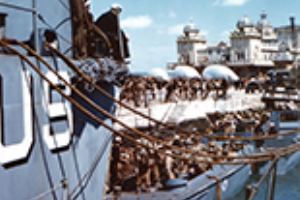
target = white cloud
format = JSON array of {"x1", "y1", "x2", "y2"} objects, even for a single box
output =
[
  {"x1": 167, "y1": 23, "x2": 185, "y2": 35},
  {"x1": 121, "y1": 15, "x2": 153, "y2": 29},
  {"x1": 214, "y1": 0, "x2": 249, "y2": 6}
]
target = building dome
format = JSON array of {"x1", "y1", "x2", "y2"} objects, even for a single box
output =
[
  {"x1": 183, "y1": 21, "x2": 199, "y2": 34},
  {"x1": 257, "y1": 12, "x2": 271, "y2": 28},
  {"x1": 237, "y1": 16, "x2": 253, "y2": 28}
]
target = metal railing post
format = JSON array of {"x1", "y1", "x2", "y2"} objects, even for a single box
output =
[{"x1": 267, "y1": 159, "x2": 278, "y2": 200}]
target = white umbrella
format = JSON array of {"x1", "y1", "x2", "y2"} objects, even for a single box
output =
[
  {"x1": 202, "y1": 64, "x2": 239, "y2": 81},
  {"x1": 168, "y1": 65, "x2": 201, "y2": 79},
  {"x1": 149, "y1": 68, "x2": 170, "y2": 80}
]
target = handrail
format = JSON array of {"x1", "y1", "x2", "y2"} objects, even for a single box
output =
[{"x1": 246, "y1": 158, "x2": 279, "y2": 200}]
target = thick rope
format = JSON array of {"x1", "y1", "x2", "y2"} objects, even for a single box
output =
[
  {"x1": 1, "y1": 39, "x2": 244, "y2": 160},
  {"x1": 0, "y1": 40, "x2": 216, "y2": 164},
  {"x1": 3, "y1": 40, "x2": 300, "y2": 165}
]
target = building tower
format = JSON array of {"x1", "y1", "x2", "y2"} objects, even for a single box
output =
[{"x1": 177, "y1": 21, "x2": 207, "y2": 67}]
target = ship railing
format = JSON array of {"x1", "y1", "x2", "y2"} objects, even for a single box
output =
[{"x1": 246, "y1": 157, "x2": 279, "y2": 200}]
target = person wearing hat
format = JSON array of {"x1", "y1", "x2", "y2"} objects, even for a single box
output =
[{"x1": 95, "y1": 3, "x2": 130, "y2": 62}]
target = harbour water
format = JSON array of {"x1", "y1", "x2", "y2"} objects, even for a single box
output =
[{"x1": 233, "y1": 163, "x2": 300, "y2": 200}]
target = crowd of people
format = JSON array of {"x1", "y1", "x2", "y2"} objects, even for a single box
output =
[
  {"x1": 107, "y1": 108, "x2": 279, "y2": 194},
  {"x1": 207, "y1": 109, "x2": 269, "y2": 134},
  {"x1": 118, "y1": 70, "x2": 296, "y2": 108},
  {"x1": 108, "y1": 131, "x2": 240, "y2": 194},
  {"x1": 118, "y1": 76, "x2": 246, "y2": 108},
  {"x1": 207, "y1": 109, "x2": 281, "y2": 148}
]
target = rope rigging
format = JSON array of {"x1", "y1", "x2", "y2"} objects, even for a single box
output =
[
  {"x1": 8, "y1": 39, "x2": 286, "y2": 163},
  {"x1": 0, "y1": 39, "x2": 272, "y2": 164},
  {"x1": 44, "y1": 43, "x2": 300, "y2": 144},
  {"x1": 1, "y1": 1, "x2": 299, "y2": 199},
  {"x1": 2, "y1": 39, "x2": 300, "y2": 200},
  {"x1": 8, "y1": 0, "x2": 288, "y2": 145},
  {"x1": 1, "y1": 39, "x2": 300, "y2": 166},
  {"x1": 44, "y1": 42, "x2": 300, "y2": 145},
  {"x1": 0, "y1": 0, "x2": 295, "y2": 145},
  {"x1": 13, "y1": 39, "x2": 234, "y2": 161},
  {"x1": 0, "y1": 39, "x2": 215, "y2": 165}
]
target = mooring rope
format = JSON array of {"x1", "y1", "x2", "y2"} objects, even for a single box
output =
[
  {"x1": 0, "y1": 40, "x2": 217, "y2": 164},
  {"x1": 2, "y1": 39, "x2": 300, "y2": 166},
  {"x1": 16, "y1": 39, "x2": 279, "y2": 161}
]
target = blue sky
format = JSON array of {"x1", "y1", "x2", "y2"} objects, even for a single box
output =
[{"x1": 91, "y1": 0, "x2": 300, "y2": 72}]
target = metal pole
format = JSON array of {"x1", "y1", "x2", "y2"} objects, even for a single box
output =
[
  {"x1": 245, "y1": 185, "x2": 254, "y2": 200},
  {"x1": 216, "y1": 181, "x2": 222, "y2": 200},
  {"x1": 267, "y1": 160, "x2": 277, "y2": 200},
  {"x1": 208, "y1": 176, "x2": 222, "y2": 200},
  {"x1": 32, "y1": 0, "x2": 39, "y2": 54}
]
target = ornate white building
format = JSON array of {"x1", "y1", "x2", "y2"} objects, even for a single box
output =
[
  {"x1": 206, "y1": 41, "x2": 230, "y2": 64},
  {"x1": 176, "y1": 21, "x2": 207, "y2": 66},
  {"x1": 174, "y1": 13, "x2": 300, "y2": 76},
  {"x1": 229, "y1": 13, "x2": 300, "y2": 76},
  {"x1": 275, "y1": 16, "x2": 300, "y2": 63}
]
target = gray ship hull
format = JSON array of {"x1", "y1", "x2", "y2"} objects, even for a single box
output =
[
  {"x1": 0, "y1": 56, "x2": 115, "y2": 200},
  {"x1": 105, "y1": 164, "x2": 250, "y2": 200}
]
